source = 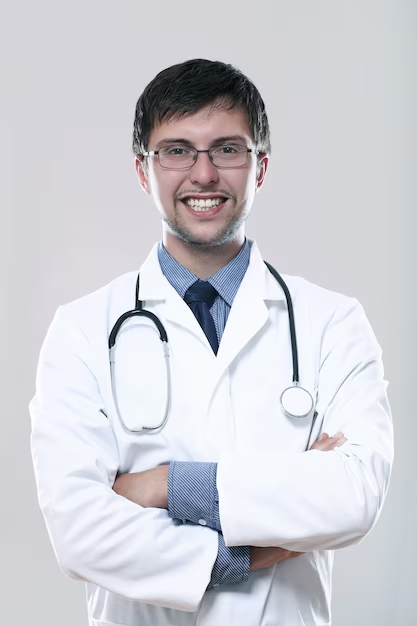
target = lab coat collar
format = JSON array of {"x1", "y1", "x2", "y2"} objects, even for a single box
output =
[
  {"x1": 137, "y1": 240, "x2": 287, "y2": 373},
  {"x1": 138, "y1": 239, "x2": 287, "y2": 304}
]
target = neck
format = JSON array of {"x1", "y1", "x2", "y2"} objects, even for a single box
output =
[{"x1": 162, "y1": 231, "x2": 246, "y2": 279}]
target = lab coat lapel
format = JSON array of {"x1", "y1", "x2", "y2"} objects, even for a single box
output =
[
  {"x1": 137, "y1": 243, "x2": 218, "y2": 353},
  {"x1": 214, "y1": 241, "x2": 286, "y2": 380},
  {"x1": 164, "y1": 291, "x2": 215, "y2": 351}
]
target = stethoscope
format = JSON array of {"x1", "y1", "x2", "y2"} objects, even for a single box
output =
[{"x1": 109, "y1": 261, "x2": 318, "y2": 449}]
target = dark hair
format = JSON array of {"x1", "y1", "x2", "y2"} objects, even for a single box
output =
[{"x1": 132, "y1": 59, "x2": 271, "y2": 162}]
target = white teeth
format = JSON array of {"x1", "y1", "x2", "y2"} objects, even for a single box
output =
[{"x1": 184, "y1": 197, "x2": 225, "y2": 210}]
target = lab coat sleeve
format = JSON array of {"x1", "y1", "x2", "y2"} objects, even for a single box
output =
[
  {"x1": 29, "y1": 305, "x2": 218, "y2": 612},
  {"x1": 216, "y1": 298, "x2": 394, "y2": 552}
]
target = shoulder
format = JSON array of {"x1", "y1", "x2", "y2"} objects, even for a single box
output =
[
  {"x1": 279, "y1": 272, "x2": 380, "y2": 352},
  {"x1": 58, "y1": 270, "x2": 139, "y2": 330},
  {"x1": 275, "y1": 271, "x2": 360, "y2": 316},
  {"x1": 251, "y1": 240, "x2": 359, "y2": 318}
]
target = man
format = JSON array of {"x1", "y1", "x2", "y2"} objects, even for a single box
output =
[{"x1": 30, "y1": 59, "x2": 393, "y2": 626}]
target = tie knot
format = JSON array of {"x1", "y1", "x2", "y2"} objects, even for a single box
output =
[{"x1": 184, "y1": 280, "x2": 218, "y2": 308}]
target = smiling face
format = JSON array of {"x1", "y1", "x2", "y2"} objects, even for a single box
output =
[{"x1": 135, "y1": 103, "x2": 269, "y2": 254}]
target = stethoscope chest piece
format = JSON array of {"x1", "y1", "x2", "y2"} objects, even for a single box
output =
[{"x1": 280, "y1": 384, "x2": 314, "y2": 419}]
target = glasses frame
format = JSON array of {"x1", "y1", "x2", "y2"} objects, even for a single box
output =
[{"x1": 141, "y1": 145, "x2": 258, "y2": 170}]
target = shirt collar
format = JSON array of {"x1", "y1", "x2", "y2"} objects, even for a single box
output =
[{"x1": 157, "y1": 238, "x2": 252, "y2": 306}]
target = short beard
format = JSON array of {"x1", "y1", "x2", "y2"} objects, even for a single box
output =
[{"x1": 163, "y1": 206, "x2": 248, "y2": 249}]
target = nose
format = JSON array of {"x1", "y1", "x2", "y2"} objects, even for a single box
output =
[{"x1": 188, "y1": 151, "x2": 220, "y2": 186}]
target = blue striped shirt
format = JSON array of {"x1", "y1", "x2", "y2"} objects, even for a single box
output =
[
  {"x1": 157, "y1": 238, "x2": 251, "y2": 342},
  {"x1": 157, "y1": 239, "x2": 251, "y2": 588}
]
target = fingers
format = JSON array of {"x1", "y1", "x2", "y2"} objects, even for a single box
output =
[
  {"x1": 333, "y1": 432, "x2": 347, "y2": 446},
  {"x1": 310, "y1": 431, "x2": 347, "y2": 451},
  {"x1": 331, "y1": 432, "x2": 347, "y2": 447},
  {"x1": 250, "y1": 546, "x2": 304, "y2": 571},
  {"x1": 318, "y1": 433, "x2": 329, "y2": 441},
  {"x1": 282, "y1": 549, "x2": 303, "y2": 560}
]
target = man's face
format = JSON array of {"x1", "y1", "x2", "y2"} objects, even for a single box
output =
[{"x1": 136, "y1": 103, "x2": 268, "y2": 248}]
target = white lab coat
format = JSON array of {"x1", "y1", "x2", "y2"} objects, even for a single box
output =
[{"x1": 30, "y1": 240, "x2": 393, "y2": 626}]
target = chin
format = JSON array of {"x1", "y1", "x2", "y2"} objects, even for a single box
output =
[
  {"x1": 179, "y1": 232, "x2": 224, "y2": 248},
  {"x1": 165, "y1": 211, "x2": 246, "y2": 248}
]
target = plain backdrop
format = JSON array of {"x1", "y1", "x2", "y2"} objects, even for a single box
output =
[{"x1": 1, "y1": 1, "x2": 415, "y2": 624}]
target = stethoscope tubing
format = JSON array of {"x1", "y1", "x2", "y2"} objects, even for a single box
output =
[
  {"x1": 108, "y1": 262, "x2": 317, "y2": 441},
  {"x1": 263, "y1": 261, "x2": 299, "y2": 385}
]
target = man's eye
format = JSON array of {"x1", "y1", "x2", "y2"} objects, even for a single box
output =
[
  {"x1": 215, "y1": 144, "x2": 243, "y2": 154},
  {"x1": 166, "y1": 146, "x2": 191, "y2": 155}
]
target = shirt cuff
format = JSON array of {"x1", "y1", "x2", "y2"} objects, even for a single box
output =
[
  {"x1": 209, "y1": 533, "x2": 251, "y2": 588},
  {"x1": 168, "y1": 461, "x2": 221, "y2": 530}
]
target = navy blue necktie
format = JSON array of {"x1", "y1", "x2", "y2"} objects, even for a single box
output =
[{"x1": 184, "y1": 280, "x2": 219, "y2": 355}]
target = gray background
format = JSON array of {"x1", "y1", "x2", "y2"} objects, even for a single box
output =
[{"x1": 1, "y1": 1, "x2": 415, "y2": 624}]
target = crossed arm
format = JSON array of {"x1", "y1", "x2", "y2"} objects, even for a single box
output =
[{"x1": 113, "y1": 432, "x2": 347, "y2": 578}]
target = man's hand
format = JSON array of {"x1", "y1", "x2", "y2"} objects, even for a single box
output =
[
  {"x1": 250, "y1": 546, "x2": 303, "y2": 571},
  {"x1": 250, "y1": 430, "x2": 347, "y2": 572},
  {"x1": 113, "y1": 464, "x2": 169, "y2": 509},
  {"x1": 310, "y1": 431, "x2": 347, "y2": 451}
]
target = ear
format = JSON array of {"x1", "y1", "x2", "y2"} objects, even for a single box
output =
[
  {"x1": 255, "y1": 153, "x2": 269, "y2": 192},
  {"x1": 135, "y1": 155, "x2": 151, "y2": 195}
]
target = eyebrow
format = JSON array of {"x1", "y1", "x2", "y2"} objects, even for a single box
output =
[{"x1": 154, "y1": 135, "x2": 249, "y2": 149}]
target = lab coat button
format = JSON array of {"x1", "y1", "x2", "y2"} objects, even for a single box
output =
[{"x1": 198, "y1": 518, "x2": 207, "y2": 526}]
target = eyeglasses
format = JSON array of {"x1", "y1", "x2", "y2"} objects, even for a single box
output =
[{"x1": 142, "y1": 143, "x2": 257, "y2": 170}]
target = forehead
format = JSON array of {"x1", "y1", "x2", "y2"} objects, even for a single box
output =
[{"x1": 148, "y1": 104, "x2": 253, "y2": 147}]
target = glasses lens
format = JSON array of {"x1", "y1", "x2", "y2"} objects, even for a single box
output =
[
  {"x1": 159, "y1": 146, "x2": 196, "y2": 169},
  {"x1": 211, "y1": 144, "x2": 248, "y2": 167}
]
